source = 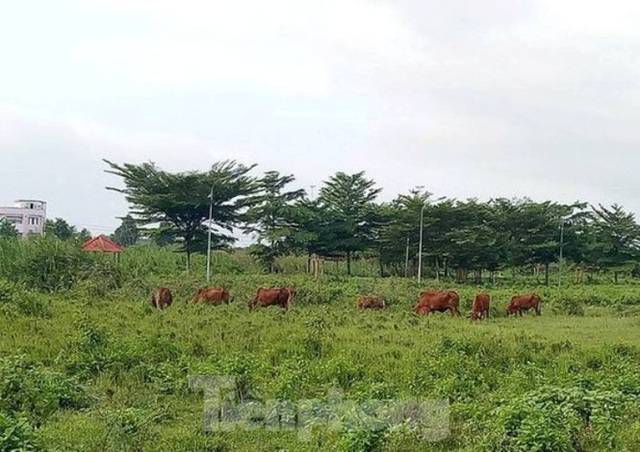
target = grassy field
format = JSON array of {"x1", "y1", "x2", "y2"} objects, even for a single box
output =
[{"x1": 3, "y1": 275, "x2": 640, "y2": 451}]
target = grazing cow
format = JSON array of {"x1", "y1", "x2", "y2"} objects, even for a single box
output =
[
  {"x1": 412, "y1": 290, "x2": 461, "y2": 316},
  {"x1": 471, "y1": 293, "x2": 491, "y2": 321},
  {"x1": 151, "y1": 287, "x2": 173, "y2": 310},
  {"x1": 357, "y1": 295, "x2": 385, "y2": 310},
  {"x1": 193, "y1": 287, "x2": 231, "y2": 305},
  {"x1": 506, "y1": 294, "x2": 542, "y2": 317},
  {"x1": 248, "y1": 286, "x2": 296, "y2": 310}
]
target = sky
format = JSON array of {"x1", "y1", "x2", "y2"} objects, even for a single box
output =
[{"x1": 2, "y1": 0, "x2": 640, "y2": 242}]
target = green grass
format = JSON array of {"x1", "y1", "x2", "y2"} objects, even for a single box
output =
[{"x1": 3, "y1": 276, "x2": 640, "y2": 450}]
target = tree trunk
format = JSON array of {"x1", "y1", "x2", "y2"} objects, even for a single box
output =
[
  {"x1": 544, "y1": 262, "x2": 549, "y2": 286},
  {"x1": 491, "y1": 271, "x2": 496, "y2": 285},
  {"x1": 614, "y1": 271, "x2": 619, "y2": 284},
  {"x1": 444, "y1": 258, "x2": 449, "y2": 279},
  {"x1": 475, "y1": 269, "x2": 482, "y2": 285},
  {"x1": 347, "y1": 252, "x2": 352, "y2": 276},
  {"x1": 186, "y1": 251, "x2": 191, "y2": 273},
  {"x1": 435, "y1": 258, "x2": 440, "y2": 282}
]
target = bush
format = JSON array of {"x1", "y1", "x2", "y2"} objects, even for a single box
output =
[
  {"x1": 551, "y1": 298, "x2": 585, "y2": 317},
  {"x1": 0, "y1": 356, "x2": 93, "y2": 426},
  {"x1": 0, "y1": 279, "x2": 50, "y2": 318},
  {"x1": 488, "y1": 386, "x2": 637, "y2": 450},
  {"x1": 0, "y1": 412, "x2": 37, "y2": 451}
]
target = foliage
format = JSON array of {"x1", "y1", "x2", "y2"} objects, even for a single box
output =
[
  {"x1": 2, "y1": 270, "x2": 640, "y2": 449},
  {"x1": 317, "y1": 171, "x2": 382, "y2": 275},
  {"x1": 100, "y1": 160, "x2": 640, "y2": 283},
  {"x1": 103, "y1": 159, "x2": 258, "y2": 270},
  {"x1": 0, "y1": 219, "x2": 19, "y2": 239},
  {"x1": 0, "y1": 279, "x2": 50, "y2": 318},
  {"x1": 244, "y1": 171, "x2": 305, "y2": 272},
  {"x1": 45, "y1": 218, "x2": 90, "y2": 242},
  {"x1": 589, "y1": 204, "x2": 640, "y2": 282},
  {"x1": 0, "y1": 355, "x2": 92, "y2": 424},
  {"x1": 0, "y1": 412, "x2": 36, "y2": 451},
  {"x1": 110, "y1": 215, "x2": 140, "y2": 247},
  {"x1": 490, "y1": 386, "x2": 634, "y2": 450}
]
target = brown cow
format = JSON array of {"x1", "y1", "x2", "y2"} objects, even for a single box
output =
[
  {"x1": 193, "y1": 287, "x2": 231, "y2": 305},
  {"x1": 506, "y1": 294, "x2": 542, "y2": 317},
  {"x1": 248, "y1": 286, "x2": 296, "y2": 310},
  {"x1": 151, "y1": 287, "x2": 173, "y2": 310},
  {"x1": 471, "y1": 293, "x2": 491, "y2": 321},
  {"x1": 357, "y1": 295, "x2": 385, "y2": 310},
  {"x1": 412, "y1": 290, "x2": 461, "y2": 316}
]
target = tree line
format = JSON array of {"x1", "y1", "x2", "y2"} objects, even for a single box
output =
[
  {"x1": 99, "y1": 159, "x2": 640, "y2": 284},
  {"x1": 0, "y1": 217, "x2": 92, "y2": 243}
]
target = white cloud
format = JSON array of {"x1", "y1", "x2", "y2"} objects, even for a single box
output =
[{"x1": 72, "y1": 0, "x2": 425, "y2": 94}]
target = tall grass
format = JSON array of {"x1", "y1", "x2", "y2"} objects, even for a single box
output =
[
  {"x1": 2, "y1": 291, "x2": 640, "y2": 450},
  {"x1": 4, "y1": 237, "x2": 640, "y2": 449}
]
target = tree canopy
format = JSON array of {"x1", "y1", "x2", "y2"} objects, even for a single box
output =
[
  {"x1": 102, "y1": 159, "x2": 640, "y2": 282},
  {"x1": 103, "y1": 159, "x2": 258, "y2": 270}
]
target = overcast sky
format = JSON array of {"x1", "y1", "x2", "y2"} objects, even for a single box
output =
[{"x1": 2, "y1": 0, "x2": 640, "y2": 241}]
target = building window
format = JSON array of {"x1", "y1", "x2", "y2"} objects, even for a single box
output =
[{"x1": 28, "y1": 217, "x2": 39, "y2": 226}]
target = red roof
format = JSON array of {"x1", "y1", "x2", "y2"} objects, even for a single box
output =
[{"x1": 82, "y1": 235, "x2": 124, "y2": 253}]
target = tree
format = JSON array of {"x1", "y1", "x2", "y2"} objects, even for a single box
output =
[
  {"x1": 45, "y1": 218, "x2": 77, "y2": 240},
  {"x1": 446, "y1": 199, "x2": 508, "y2": 284},
  {"x1": 318, "y1": 171, "x2": 382, "y2": 275},
  {"x1": 111, "y1": 215, "x2": 140, "y2": 247},
  {"x1": 244, "y1": 171, "x2": 305, "y2": 272},
  {"x1": 103, "y1": 159, "x2": 258, "y2": 271},
  {"x1": 148, "y1": 222, "x2": 178, "y2": 247},
  {"x1": 589, "y1": 204, "x2": 640, "y2": 283},
  {"x1": 0, "y1": 219, "x2": 19, "y2": 239},
  {"x1": 76, "y1": 228, "x2": 92, "y2": 243},
  {"x1": 284, "y1": 198, "x2": 337, "y2": 257},
  {"x1": 488, "y1": 198, "x2": 584, "y2": 285},
  {"x1": 375, "y1": 188, "x2": 433, "y2": 277}
]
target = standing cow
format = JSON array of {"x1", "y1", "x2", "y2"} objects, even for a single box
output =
[
  {"x1": 412, "y1": 290, "x2": 461, "y2": 316},
  {"x1": 248, "y1": 286, "x2": 296, "y2": 310},
  {"x1": 506, "y1": 294, "x2": 542, "y2": 317},
  {"x1": 471, "y1": 293, "x2": 491, "y2": 321},
  {"x1": 193, "y1": 287, "x2": 231, "y2": 305},
  {"x1": 151, "y1": 287, "x2": 173, "y2": 310},
  {"x1": 357, "y1": 295, "x2": 385, "y2": 310}
]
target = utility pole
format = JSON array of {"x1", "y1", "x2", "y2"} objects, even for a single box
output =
[
  {"x1": 417, "y1": 202, "x2": 427, "y2": 284},
  {"x1": 558, "y1": 220, "x2": 565, "y2": 288},
  {"x1": 404, "y1": 237, "x2": 410, "y2": 277},
  {"x1": 206, "y1": 186, "x2": 213, "y2": 283}
]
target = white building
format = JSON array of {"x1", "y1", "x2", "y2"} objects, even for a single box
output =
[{"x1": 0, "y1": 199, "x2": 47, "y2": 237}]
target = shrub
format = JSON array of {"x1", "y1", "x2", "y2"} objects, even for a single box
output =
[
  {"x1": 0, "y1": 279, "x2": 50, "y2": 318},
  {"x1": 488, "y1": 386, "x2": 637, "y2": 450},
  {"x1": 0, "y1": 356, "x2": 93, "y2": 426},
  {"x1": 551, "y1": 298, "x2": 585, "y2": 317},
  {"x1": 0, "y1": 412, "x2": 37, "y2": 451}
]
